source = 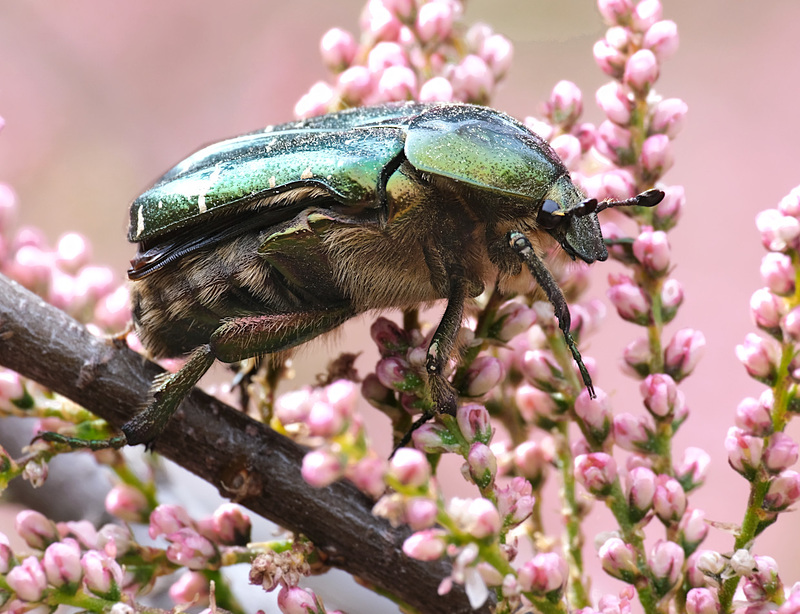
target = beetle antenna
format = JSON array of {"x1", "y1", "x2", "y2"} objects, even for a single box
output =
[
  {"x1": 594, "y1": 188, "x2": 665, "y2": 214},
  {"x1": 559, "y1": 188, "x2": 665, "y2": 220}
]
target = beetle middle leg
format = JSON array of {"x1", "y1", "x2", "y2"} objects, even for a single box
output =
[{"x1": 393, "y1": 273, "x2": 470, "y2": 453}]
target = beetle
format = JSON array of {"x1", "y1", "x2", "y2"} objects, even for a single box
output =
[{"x1": 110, "y1": 102, "x2": 662, "y2": 447}]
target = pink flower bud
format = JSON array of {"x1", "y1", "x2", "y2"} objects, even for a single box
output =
[
  {"x1": 8, "y1": 244, "x2": 53, "y2": 291},
  {"x1": 412, "y1": 422, "x2": 460, "y2": 453},
  {"x1": 599, "y1": 537, "x2": 639, "y2": 581},
  {"x1": 415, "y1": 1, "x2": 454, "y2": 42},
  {"x1": 550, "y1": 134, "x2": 581, "y2": 170},
  {"x1": 361, "y1": 373, "x2": 392, "y2": 408},
  {"x1": 758, "y1": 208, "x2": 800, "y2": 252},
  {"x1": 169, "y1": 571, "x2": 209, "y2": 605},
  {"x1": 653, "y1": 184, "x2": 685, "y2": 230},
  {"x1": 0, "y1": 182, "x2": 17, "y2": 234},
  {"x1": 675, "y1": 447, "x2": 711, "y2": 491},
  {"x1": 496, "y1": 477, "x2": 534, "y2": 526},
  {"x1": 573, "y1": 121, "x2": 597, "y2": 152},
  {"x1": 419, "y1": 76, "x2": 454, "y2": 102},
  {"x1": 608, "y1": 275, "x2": 651, "y2": 324},
  {"x1": 524, "y1": 116, "x2": 554, "y2": 141},
  {"x1": 764, "y1": 432, "x2": 799, "y2": 473},
  {"x1": 779, "y1": 185, "x2": 800, "y2": 217},
  {"x1": 574, "y1": 387, "x2": 612, "y2": 444},
  {"x1": 660, "y1": 278, "x2": 683, "y2": 323},
  {"x1": 782, "y1": 306, "x2": 800, "y2": 342},
  {"x1": 623, "y1": 336, "x2": 653, "y2": 378},
  {"x1": 518, "y1": 552, "x2": 568, "y2": 595},
  {"x1": 43, "y1": 539, "x2": 83, "y2": 587},
  {"x1": 405, "y1": 497, "x2": 438, "y2": 530},
  {"x1": 81, "y1": 550, "x2": 123, "y2": 597},
  {"x1": 679, "y1": 508, "x2": 709, "y2": 551},
  {"x1": 307, "y1": 399, "x2": 344, "y2": 438},
  {"x1": 480, "y1": 34, "x2": 513, "y2": 78},
  {"x1": 513, "y1": 439, "x2": 552, "y2": 485},
  {"x1": 6, "y1": 555, "x2": 47, "y2": 602},
  {"x1": 55, "y1": 232, "x2": 91, "y2": 274},
  {"x1": 624, "y1": 49, "x2": 659, "y2": 94},
  {"x1": 547, "y1": 80, "x2": 583, "y2": 127},
  {"x1": 368, "y1": 41, "x2": 408, "y2": 73},
  {"x1": 597, "y1": 0, "x2": 633, "y2": 25},
  {"x1": 16, "y1": 510, "x2": 58, "y2": 550},
  {"x1": 725, "y1": 426, "x2": 764, "y2": 478},
  {"x1": 165, "y1": 528, "x2": 217, "y2": 570},
  {"x1": 494, "y1": 300, "x2": 536, "y2": 342},
  {"x1": 575, "y1": 453, "x2": 617, "y2": 496},
  {"x1": 633, "y1": 226, "x2": 670, "y2": 275},
  {"x1": 452, "y1": 55, "x2": 493, "y2": 102},
  {"x1": 448, "y1": 497, "x2": 501, "y2": 538},
  {"x1": 467, "y1": 443, "x2": 497, "y2": 488},
  {"x1": 686, "y1": 588, "x2": 719, "y2": 614},
  {"x1": 614, "y1": 412, "x2": 655, "y2": 452},
  {"x1": 370, "y1": 317, "x2": 409, "y2": 355},
  {"x1": 463, "y1": 356, "x2": 503, "y2": 397},
  {"x1": 105, "y1": 484, "x2": 148, "y2": 523},
  {"x1": 149, "y1": 504, "x2": 193, "y2": 540},
  {"x1": 593, "y1": 39, "x2": 626, "y2": 78},
  {"x1": 389, "y1": 447, "x2": 430, "y2": 488},
  {"x1": 277, "y1": 585, "x2": 322, "y2": 614},
  {"x1": 376, "y1": 356, "x2": 419, "y2": 391},
  {"x1": 653, "y1": 475, "x2": 687, "y2": 523},
  {"x1": 763, "y1": 470, "x2": 800, "y2": 511},
  {"x1": 457, "y1": 403, "x2": 492, "y2": 442},
  {"x1": 320, "y1": 28, "x2": 357, "y2": 72},
  {"x1": 735, "y1": 395, "x2": 773, "y2": 437},
  {"x1": 93, "y1": 285, "x2": 130, "y2": 330},
  {"x1": 632, "y1": 0, "x2": 663, "y2": 31},
  {"x1": 515, "y1": 384, "x2": 559, "y2": 426},
  {"x1": 650, "y1": 97, "x2": 688, "y2": 138},
  {"x1": 346, "y1": 455, "x2": 387, "y2": 498},
  {"x1": 627, "y1": 466, "x2": 656, "y2": 520},
  {"x1": 209, "y1": 504, "x2": 251, "y2": 546},
  {"x1": 294, "y1": 82, "x2": 334, "y2": 119},
  {"x1": 402, "y1": 529, "x2": 446, "y2": 561},
  {"x1": 360, "y1": 0, "x2": 402, "y2": 41},
  {"x1": 640, "y1": 134, "x2": 674, "y2": 178},
  {"x1": 664, "y1": 328, "x2": 706, "y2": 381},
  {"x1": 522, "y1": 350, "x2": 564, "y2": 391},
  {"x1": 596, "y1": 82, "x2": 632, "y2": 125},
  {"x1": 0, "y1": 532, "x2": 11, "y2": 573},
  {"x1": 96, "y1": 524, "x2": 133, "y2": 558},
  {"x1": 648, "y1": 539, "x2": 685, "y2": 593},
  {"x1": 301, "y1": 449, "x2": 344, "y2": 487},
  {"x1": 375, "y1": 65, "x2": 417, "y2": 102},
  {"x1": 596, "y1": 120, "x2": 633, "y2": 165},
  {"x1": 337, "y1": 66, "x2": 373, "y2": 105},
  {"x1": 743, "y1": 555, "x2": 781, "y2": 603},
  {"x1": 640, "y1": 373, "x2": 683, "y2": 419},
  {"x1": 735, "y1": 333, "x2": 779, "y2": 383},
  {"x1": 0, "y1": 369, "x2": 26, "y2": 408},
  {"x1": 644, "y1": 20, "x2": 680, "y2": 61}
]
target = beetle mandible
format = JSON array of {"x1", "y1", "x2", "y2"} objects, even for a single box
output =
[{"x1": 112, "y1": 101, "x2": 662, "y2": 448}]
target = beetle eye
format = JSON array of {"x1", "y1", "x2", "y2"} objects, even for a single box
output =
[{"x1": 537, "y1": 199, "x2": 563, "y2": 229}]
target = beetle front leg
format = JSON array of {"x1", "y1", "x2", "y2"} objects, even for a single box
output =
[{"x1": 507, "y1": 230, "x2": 596, "y2": 399}]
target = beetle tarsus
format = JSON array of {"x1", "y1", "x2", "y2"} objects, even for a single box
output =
[
  {"x1": 33, "y1": 431, "x2": 128, "y2": 451},
  {"x1": 508, "y1": 230, "x2": 596, "y2": 399}
]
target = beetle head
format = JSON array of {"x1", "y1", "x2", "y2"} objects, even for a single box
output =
[{"x1": 538, "y1": 176, "x2": 608, "y2": 264}]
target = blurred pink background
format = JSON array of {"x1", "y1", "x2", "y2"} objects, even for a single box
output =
[{"x1": 2, "y1": 0, "x2": 800, "y2": 607}]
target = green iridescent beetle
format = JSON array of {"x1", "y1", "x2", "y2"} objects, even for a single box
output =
[{"x1": 118, "y1": 101, "x2": 663, "y2": 447}]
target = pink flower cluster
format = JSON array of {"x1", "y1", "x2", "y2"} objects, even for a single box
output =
[{"x1": 295, "y1": 0, "x2": 513, "y2": 117}]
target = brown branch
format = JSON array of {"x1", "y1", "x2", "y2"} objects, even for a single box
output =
[{"x1": 0, "y1": 273, "x2": 492, "y2": 613}]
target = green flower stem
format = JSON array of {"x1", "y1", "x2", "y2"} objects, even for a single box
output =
[
  {"x1": 604, "y1": 480, "x2": 660, "y2": 614},
  {"x1": 553, "y1": 421, "x2": 589, "y2": 609}
]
